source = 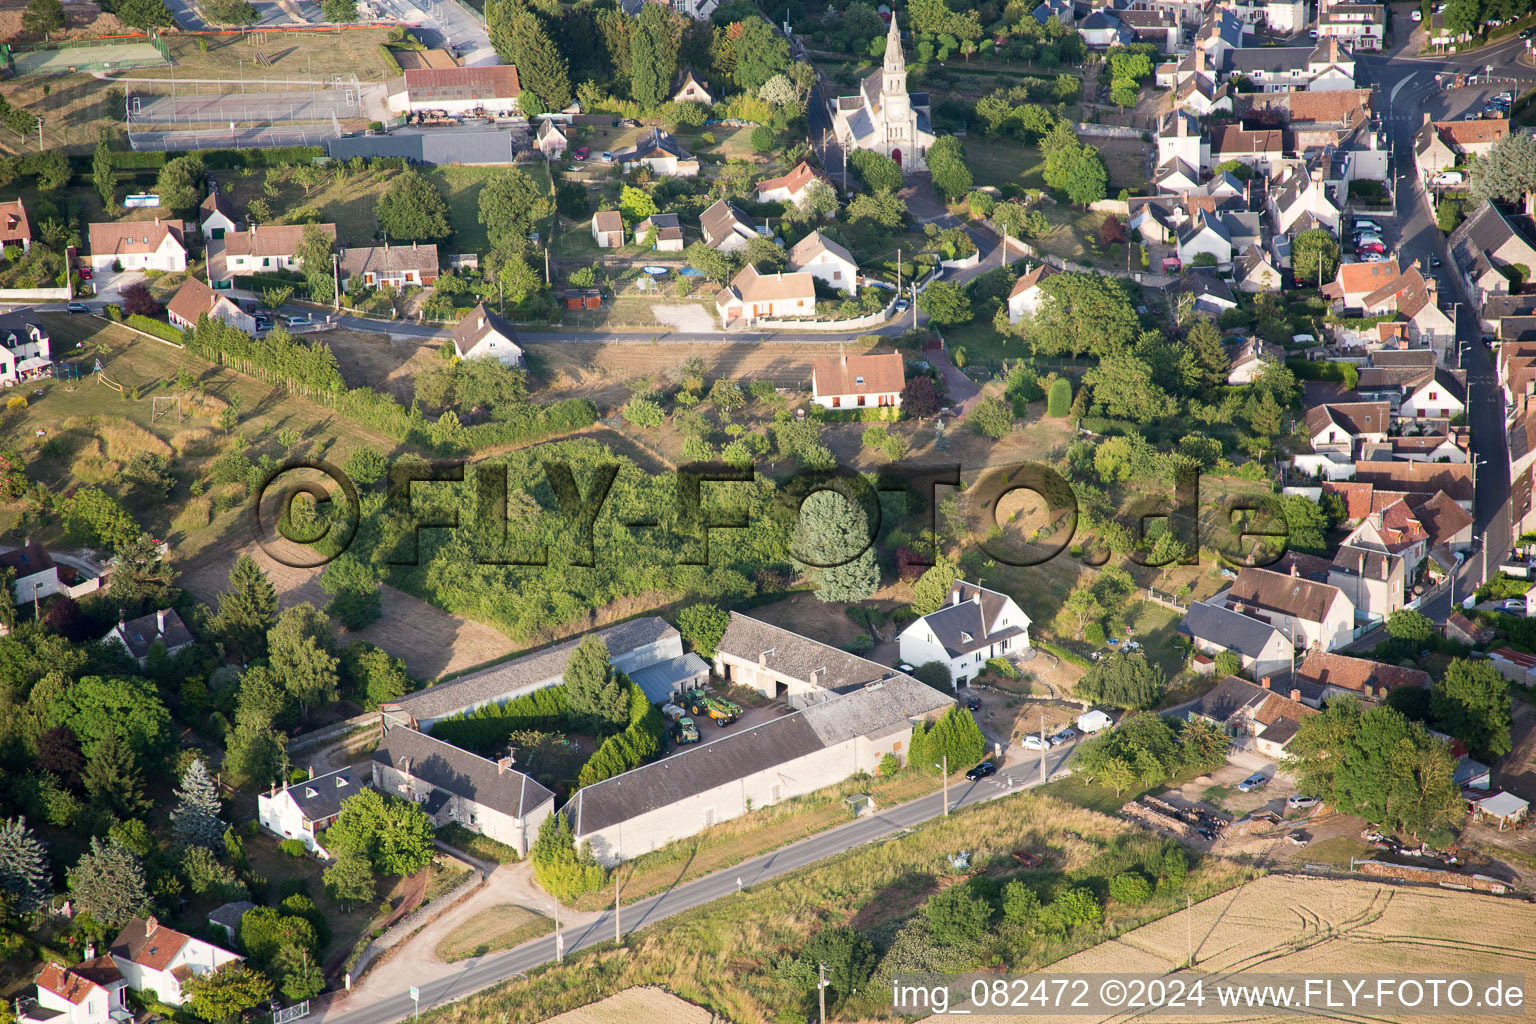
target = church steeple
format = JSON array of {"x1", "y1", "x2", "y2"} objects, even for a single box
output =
[{"x1": 882, "y1": 14, "x2": 909, "y2": 118}]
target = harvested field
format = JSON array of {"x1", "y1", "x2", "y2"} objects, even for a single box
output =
[
  {"x1": 927, "y1": 875, "x2": 1536, "y2": 1023},
  {"x1": 541, "y1": 988, "x2": 723, "y2": 1024},
  {"x1": 323, "y1": 327, "x2": 442, "y2": 404}
]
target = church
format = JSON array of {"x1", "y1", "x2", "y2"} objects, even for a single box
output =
[{"x1": 833, "y1": 15, "x2": 935, "y2": 172}]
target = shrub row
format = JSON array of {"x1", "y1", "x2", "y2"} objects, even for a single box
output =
[{"x1": 125, "y1": 314, "x2": 186, "y2": 345}]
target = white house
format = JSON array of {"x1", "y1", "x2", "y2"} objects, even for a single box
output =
[
  {"x1": 220, "y1": 224, "x2": 336, "y2": 278},
  {"x1": 635, "y1": 213, "x2": 685, "y2": 251},
  {"x1": 1234, "y1": 244, "x2": 1281, "y2": 293},
  {"x1": 786, "y1": 230, "x2": 858, "y2": 295},
  {"x1": 373, "y1": 722, "x2": 555, "y2": 857},
  {"x1": 1156, "y1": 109, "x2": 1205, "y2": 174},
  {"x1": 87, "y1": 219, "x2": 186, "y2": 273},
  {"x1": 1225, "y1": 336, "x2": 1284, "y2": 384},
  {"x1": 1176, "y1": 212, "x2": 1233, "y2": 267},
  {"x1": 592, "y1": 210, "x2": 624, "y2": 248},
  {"x1": 107, "y1": 918, "x2": 241, "y2": 1007},
  {"x1": 0, "y1": 310, "x2": 50, "y2": 386},
  {"x1": 897, "y1": 581, "x2": 1031, "y2": 686},
  {"x1": 809, "y1": 352, "x2": 904, "y2": 410},
  {"x1": 0, "y1": 539, "x2": 61, "y2": 606},
  {"x1": 1177, "y1": 601, "x2": 1294, "y2": 680},
  {"x1": 21, "y1": 960, "x2": 127, "y2": 1024},
  {"x1": 715, "y1": 265, "x2": 815, "y2": 325},
  {"x1": 700, "y1": 199, "x2": 760, "y2": 252},
  {"x1": 386, "y1": 66, "x2": 522, "y2": 116},
  {"x1": 198, "y1": 191, "x2": 237, "y2": 240},
  {"x1": 1400, "y1": 368, "x2": 1466, "y2": 420},
  {"x1": 535, "y1": 118, "x2": 568, "y2": 159},
  {"x1": 105, "y1": 608, "x2": 194, "y2": 667},
  {"x1": 670, "y1": 66, "x2": 714, "y2": 104},
  {"x1": 613, "y1": 129, "x2": 699, "y2": 176},
  {"x1": 1305, "y1": 401, "x2": 1389, "y2": 454},
  {"x1": 256, "y1": 765, "x2": 364, "y2": 856},
  {"x1": 756, "y1": 161, "x2": 832, "y2": 208},
  {"x1": 1006, "y1": 263, "x2": 1060, "y2": 324},
  {"x1": 166, "y1": 277, "x2": 255, "y2": 334},
  {"x1": 1216, "y1": 566, "x2": 1357, "y2": 653},
  {"x1": 338, "y1": 243, "x2": 439, "y2": 292},
  {"x1": 451, "y1": 302, "x2": 524, "y2": 366},
  {"x1": 1267, "y1": 163, "x2": 1341, "y2": 235}
]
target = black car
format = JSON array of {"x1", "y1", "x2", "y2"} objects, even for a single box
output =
[
  {"x1": 966, "y1": 697, "x2": 981, "y2": 711},
  {"x1": 965, "y1": 761, "x2": 997, "y2": 781}
]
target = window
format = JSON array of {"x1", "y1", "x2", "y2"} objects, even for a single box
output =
[
  {"x1": 858, "y1": 395, "x2": 866, "y2": 406},
  {"x1": 833, "y1": 270, "x2": 841, "y2": 280},
  {"x1": 855, "y1": 375, "x2": 865, "y2": 384},
  {"x1": 832, "y1": 396, "x2": 841, "y2": 407}
]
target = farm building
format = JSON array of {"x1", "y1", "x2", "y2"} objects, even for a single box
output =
[
  {"x1": 629, "y1": 652, "x2": 710, "y2": 704},
  {"x1": 386, "y1": 66, "x2": 522, "y2": 116},
  {"x1": 564, "y1": 671, "x2": 951, "y2": 864},
  {"x1": 384, "y1": 617, "x2": 682, "y2": 731},
  {"x1": 372, "y1": 722, "x2": 555, "y2": 856},
  {"x1": 714, "y1": 613, "x2": 906, "y2": 708}
]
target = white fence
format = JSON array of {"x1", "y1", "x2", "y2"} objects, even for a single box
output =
[
  {"x1": 0, "y1": 287, "x2": 69, "y2": 302},
  {"x1": 752, "y1": 269, "x2": 940, "y2": 331}
]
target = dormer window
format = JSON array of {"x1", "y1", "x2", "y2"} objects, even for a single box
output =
[
  {"x1": 305, "y1": 787, "x2": 317, "y2": 798},
  {"x1": 336, "y1": 777, "x2": 348, "y2": 787},
  {"x1": 960, "y1": 631, "x2": 973, "y2": 643},
  {"x1": 855, "y1": 375, "x2": 865, "y2": 385}
]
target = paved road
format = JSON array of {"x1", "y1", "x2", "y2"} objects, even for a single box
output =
[
  {"x1": 372, "y1": 0, "x2": 496, "y2": 66},
  {"x1": 312, "y1": 743, "x2": 1081, "y2": 1024}
]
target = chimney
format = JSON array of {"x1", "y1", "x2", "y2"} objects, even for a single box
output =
[
  {"x1": 145, "y1": 916, "x2": 158, "y2": 937},
  {"x1": 1290, "y1": 563, "x2": 1298, "y2": 577},
  {"x1": 1363, "y1": 684, "x2": 1374, "y2": 699},
  {"x1": 1290, "y1": 688, "x2": 1301, "y2": 702},
  {"x1": 1422, "y1": 112, "x2": 1431, "y2": 126},
  {"x1": 972, "y1": 592, "x2": 982, "y2": 605},
  {"x1": 952, "y1": 588, "x2": 962, "y2": 606},
  {"x1": 497, "y1": 755, "x2": 514, "y2": 775},
  {"x1": 413, "y1": 240, "x2": 418, "y2": 249},
  {"x1": 156, "y1": 609, "x2": 166, "y2": 632},
  {"x1": 1261, "y1": 676, "x2": 1271, "y2": 688}
]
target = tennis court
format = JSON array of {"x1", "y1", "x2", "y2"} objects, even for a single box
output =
[
  {"x1": 128, "y1": 87, "x2": 361, "y2": 125},
  {"x1": 13, "y1": 41, "x2": 170, "y2": 76}
]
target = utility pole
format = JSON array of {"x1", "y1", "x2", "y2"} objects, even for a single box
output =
[
  {"x1": 36, "y1": 118, "x2": 43, "y2": 152},
  {"x1": 817, "y1": 962, "x2": 828, "y2": 1024},
  {"x1": 332, "y1": 252, "x2": 340, "y2": 311},
  {"x1": 1039, "y1": 713, "x2": 1046, "y2": 784},
  {"x1": 935, "y1": 755, "x2": 948, "y2": 814},
  {"x1": 544, "y1": 247, "x2": 550, "y2": 285},
  {"x1": 1186, "y1": 895, "x2": 1193, "y2": 965},
  {"x1": 896, "y1": 247, "x2": 901, "y2": 302},
  {"x1": 614, "y1": 872, "x2": 621, "y2": 944}
]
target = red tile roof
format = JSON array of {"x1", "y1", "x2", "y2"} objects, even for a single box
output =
[
  {"x1": 111, "y1": 917, "x2": 191, "y2": 972},
  {"x1": 811, "y1": 352, "x2": 905, "y2": 397},
  {"x1": 36, "y1": 963, "x2": 104, "y2": 1005},
  {"x1": 1294, "y1": 649, "x2": 1430, "y2": 697}
]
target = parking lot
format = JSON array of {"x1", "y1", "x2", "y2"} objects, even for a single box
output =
[
  {"x1": 1422, "y1": 80, "x2": 1515, "y2": 124},
  {"x1": 1339, "y1": 210, "x2": 1409, "y2": 269}
]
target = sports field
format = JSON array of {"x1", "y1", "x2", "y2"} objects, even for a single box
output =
[{"x1": 13, "y1": 40, "x2": 168, "y2": 75}]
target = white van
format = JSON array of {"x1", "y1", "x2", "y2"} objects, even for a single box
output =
[
  {"x1": 1077, "y1": 709, "x2": 1113, "y2": 733},
  {"x1": 1430, "y1": 171, "x2": 1464, "y2": 186}
]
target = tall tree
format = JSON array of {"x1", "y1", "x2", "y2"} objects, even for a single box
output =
[
  {"x1": 1292, "y1": 229, "x2": 1340, "y2": 287},
  {"x1": 487, "y1": 0, "x2": 570, "y2": 111},
  {"x1": 731, "y1": 17, "x2": 791, "y2": 92},
  {"x1": 563, "y1": 636, "x2": 629, "y2": 729},
  {"x1": 107, "y1": 534, "x2": 177, "y2": 615},
  {"x1": 82, "y1": 730, "x2": 149, "y2": 817},
  {"x1": 910, "y1": 556, "x2": 962, "y2": 615},
  {"x1": 478, "y1": 168, "x2": 552, "y2": 248},
  {"x1": 1432, "y1": 658, "x2": 1513, "y2": 762},
  {"x1": 318, "y1": 553, "x2": 383, "y2": 630},
  {"x1": 92, "y1": 132, "x2": 117, "y2": 210},
  {"x1": 1470, "y1": 133, "x2": 1536, "y2": 205},
  {"x1": 1083, "y1": 353, "x2": 1176, "y2": 424},
  {"x1": 323, "y1": 789, "x2": 435, "y2": 875},
  {"x1": 296, "y1": 223, "x2": 336, "y2": 302},
  {"x1": 1184, "y1": 318, "x2": 1228, "y2": 389},
  {"x1": 1076, "y1": 652, "x2": 1165, "y2": 710},
  {"x1": 171, "y1": 758, "x2": 226, "y2": 850},
  {"x1": 0, "y1": 817, "x2": 49, "y2": 915},
  {"x1": 67, "y1": 837, "x2": 150, "y2": 927},
  {"x1": 154, "y1": 153, "x2": 204, "y2": 212},
  {"x1": 630, "y1": 3, "x2": 681, "y2": 109},
  {"x1": 213, "y1": 555, "x2": 279, "y2": 660},
  {"x1": 182, "y1": 963, "x2": 274, "y2": 1023},
  {"x1": 1028, "y1": 272, "x2": 1139, "y2": 358},
  {"x1": 791, "y1": 490, "x2": 880, "y2": 603},
  {"x1": 267, "y1": 604, "x2": 339, "y2": 716},
  {"x1": 22, "y1": 0, "x2": 65, "y2": 39},
  {"x1": 376, "y1": 170, "x2": 450, "y2": 242},
  {"x1": 927, "y1": 135, "x2": 974, "y2": 202}
]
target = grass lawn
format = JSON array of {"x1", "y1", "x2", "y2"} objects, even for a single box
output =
[
  {"x1": 429, "y1": 164, "x2": 552, "y2": 256},
  {"x1": 1304, "y1": 835, "x2": 1367, "y2": 868},
  {"x1": 962, "y1": 134, "x2": 1048, "y2": 193},
  {"x1": 434, "y1": 904, "x2": 553, "y2": 961},
  {"x1": 1039, "y1": 764, "x2": 1206, "y2": 815},
  {"x1": 121, "y1": 28, "x2": 398, "y2": 84},
  {"x1": 243, "y1": 833, "x2": 398, "y2": 962},
  {"x1": 435, "y1": 823, "x2": 522, "y2": 864}
]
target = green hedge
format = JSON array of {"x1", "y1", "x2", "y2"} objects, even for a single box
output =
[
  {"x1": 378, "y1": 44, "x2": 403, "y2": 75},
  {"x1": 125, "y1": 314, "x2": 186, "y2": 345},
  {"x1": 429, "y1": 686, "x2": 574, "y2": 754},
  {"x1": 1035, "y1": 639, "x2": 1092, "y2": 669},
  {"x1": 108, "y1": 146, "x2": 325, "y2": 172}
]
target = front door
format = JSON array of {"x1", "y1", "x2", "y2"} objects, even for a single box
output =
[{"x1": 892, "y1": 148, "x2": 903, "y2": 167}]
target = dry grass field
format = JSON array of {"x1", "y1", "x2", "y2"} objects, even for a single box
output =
[
  {"x1": 433, "y1": 904, "x2": 553, "y2": 962},
  {"x1": 540, "y1": 988, "x2": 725, "y2": 1024},
  {"x1": 925, "y1": 875, "x2": 1536, "y2": 1024}
]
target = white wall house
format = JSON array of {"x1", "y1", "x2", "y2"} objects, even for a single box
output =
[
  {"x1": 809, "y1": 352, "x2": 904, "y2": 411},
  {"x1": 1177, "y1": 602, "x2": 1294, "y2": 680},
  {"x1": 1007, "y1": 263, "x2": 1059, "y2": 324},
  {"x1": 898, "y1": 581, "x2": 1031, "y2": 686},
  {"x1": 166, "y1": 277, "x2": 255, "y2": 334},
  {"x1": 256, "y1": 765, "x2": 365, "y2": 856},
  {"x1": 107, "y1": 918, "x2": 241, "y2": 1007},
  {"x1": 221, "y1": 224, "x2": 336, "y2": 277},
  {"x1": 0, "y1": 311, "x2": 50, "y2": 386},
  {"x1": 452, "y1": 302, "x2": 524, "y2": 367},
  {"x1": 87, "y1": 220, "x2": 186, "y2": 273},
  {"x1": 0, "y1": 540, "x2": 62, "y2": 606},
  {"x1": 199, "y1": 191, "x2": 237, "y2": 239},
  {"x1": 592, "y1": 211, "x2": 624, "y2": 248},
  {"x1": 786, "y1": 230, "x2": 858, "y2": 295},
  {"x1": 22, "y1": 960, "x2": 127, "y2": 1024},
  {"x1": 386, "y1": 66, "x2": 523, "y2": 116},
  {"x1": 715, "y1": 266, "x2": 815, "y2": 325},
  {"x1": 1400, "y1": 372, "x2": 1466, "y2": 420},
  {"x1": 1216, "y1": 566, "x2": 1357, "y2": 653}
]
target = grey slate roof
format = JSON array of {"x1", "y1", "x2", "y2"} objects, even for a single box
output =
[
  {"x1": 567, "y1": 674, "x2": 951, "y2": 835},
  {"x1": 1177, "y1": 602, "x2": 1286, "y2": 660},
  {"x1": 629, "y1": 652, "x2": 710, "y2": 704},
  {"x1": 917, "y1": 582, "x2": 1028, "y2": 658},
  {"x1": 374, "y1": 724, "x2": 555, "y2": 819},
  {"x1": 1225, "y1": 45, "x2": 1313, "y2": 74},
  {"x1": 716, "y1": 612, "x2": 902, "y2": 691},
  {"x1": 395, "y1": 617, "x2": 679, "y2": 723},
  {"x1": 113, "y1": 608, "x2": 195, "y2": 661},
  {"x1": 325, "y1": 128, "x2": 525, "y2": 166},
  {"x1": 1186, "y1": 675, "x2": 1269, "y2": 724},
  {"x1": 284, "y1": 765, "x2": 365, "y2": 824}
]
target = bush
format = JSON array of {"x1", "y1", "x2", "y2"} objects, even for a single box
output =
[
  {"x1": 1109, "y1": 871, "x2": 1153, "y2": 904},
  {"x1": 126, "y1": 314, "x2": 186, "y2": 345},
  {"x1": 878, "y1": 752, "x2": 901, "y2": 776},
  {"x1": 910, "y1": 660, "x2": 953, "y2": 689},
  {"x1": 280, "y1": 839, "x2": 307, "y2": 858},
  {"x1": 1047, "y1": 377, "x2": 1072, "y2": 417}
]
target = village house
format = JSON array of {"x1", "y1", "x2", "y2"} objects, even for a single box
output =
[
  {"x1": 715, "y1": 613, "x2": 917, "y2": 707},
  {"x1": 1225, "y1": 336, "x2": 1284, "y2": 384},
  {"x1": 1317, "y1": 0, "x2": 1385, "y2": 49},
  {"x1": 1156, "y1": 110, "x2": 1206, "y2": 173},
  {"x1": 1306, "y1": 401, "x2": 1389, "y2": 455},
  {"x1": 1355, "y1": 364, "x2": 1466, "y2": 420},
  {"x1": 386, "y1": 65, "x2": 522, "y2": 115},
  {"x1": 1167, "y1": 270, "x2": 1237, "y2": 316},
  {"x1": 1177, "y1": 602, "x2": 1295, "y2": 680},
  {"x1": 451, "y1": 302, "x2": 524, "y2": 366},
  {"x1": 591, "y1": 211, "x2": 625, "y2": 249},
  {"x1": 715, "y1": 265, "x2": 816, "y2": 325},
  {"x1": 809, "y1": 351, "x2": 904, "y2": 411},
  {"x1": 1283, "y1": 649, "x2": 1431, "y2": 707},
  {"x1": 787, "y1": 230, "x2": 859, "y2": 294},
  {"x1": 635, "y1": 213, "x2": 685, "y2": 251},
  {"x1": 0, "y1": 198, "x2": 31, "y2": 253},
  {"x1": 87, "y1": 219, "x2": 186, "y2": 273},
  {"x1": 0, "y1": 309, "x2": 50, "y2": 386},
  {"x1": 384, "y1": 617, "x2": 682, "y2": 731},
  {"x1": 220, "y1": 223, "x2": 336, "y2": 278},
  {"x1": 1234, "y1": 245, "x2": 1281, "y2": 292},
  {"x1": 1448, "y1": 201, "x2": 1536, "y2": 305},
  {"x1": 1206, "y1": 124, "x2": 1285, "y2": 174},
  {"x1": 107, "y1": 917, "x2": 241, "y2": 1007},
  {"x1": 1351, "y1": 460, "x2": 1474, "y2": 510},
  {"x1": 166, "y1": 277, "x2": 255, "y2": 334},
  {"x1": 897, "y1": 581, "x2": 1031, "y2": 686},
  {"x1": 1214, "y1": 566, "x2": 1357, "y2": 652},
  {"x1": 1176, "y1": 211, "x2": 1234, "y2": 267},
  {"x1": 1006, "y1": 263, "x2": 1060, "y2": 323},
  {"x1": 1322, "y1": 258, "x2": 1400, "y2": 311},
  {"x1": 373, "y1": 722, "x2": 555, "y2": 856},
  {"x1": 339, "y1": 243, "x2": 440, "y2": 292},
  {"x1": 256, "y1": 765, "x2": 365, "y2": 856},
  {"x1": 1223, "y1": 38, "x2": 1356, "y2": 91},
  {"x1": 565, "y1": 668, "x2": 950, "y2": 864},
  {"x1": 535, "y1": 119, "x2": 568, "y2": 159},
  {"x1": 1415, "y1": 114, "x2": 1509, "y2": 176},
  {"x1": 670, "y1": 66, "x2": 714, "y2": 104},
  {"x1": 1185, "y1": 675, "x2": 1317, "y2": 757},
  {"x1": 614, "y1": 129, "x2": 699, "y2": 176},
  {"x1": 105, "y1": 608, "x2": 195, "y2": 668},
  {"x1": 700, "y1": 199, "x2": 761, "y2": 252},
  {"x1": 1267, "y1": 163, "x2": 1341, "y2": 235},
  {"x1": 756, "y1": 161, "x2": 833, "y2": 208},
  {"x1": 19, "y1": 958, "x2": 127, "y2": 1024},
  {"x1": 0, "y1": 539, "x2": 61, "y2": 607},
  {"x1": 199, "y1": 192, "x2": 236, "y2": 240},
  {"x1": 1077, "y1": 9, "x2": 1134, "y2": 45}
]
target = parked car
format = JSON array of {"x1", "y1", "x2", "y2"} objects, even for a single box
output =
[
  {"x1": 1237, "y1": 772, "x2": 1269, "y2": 792},
  {"x1": 1286, "y1": 831, "x2": 1311, "y2": 847},
  {"x1": 574, "y1": 146, "x2": 589, "y2": 160},
  {"x1": 77, "y1": 267, "x2": 93, "y2": 280},
  {"x1": 66, "y1": 302, "x2": 89, "y2": 313},
  {"x1": 1429, "y1": 255, "x2": 1443, "y2": 268},
  {"x1": 1360, "y1": 253, "x2": 1389, "y2": 263},
  {"x1": 1287, "y1": 794, "x2": 1320, "y2": 810},
  {"x1": 1352, "y1": 219, "x2": 1382, "y2": 233},
  {"x1": 286, "y1": 315, "x2": 311, "y2": 327},
  {"x1": 966, "y1": 697, "x2": 981, "y2": 711},
  {"x1": 894, "y1": 298, "x2": 909, "y2": 312},
  {"x1": 1020, "y1": 734, "x2": 1047, "y2": 750},
  {"x1": 600, "y1": 151, "x2": 613, "y2": 161},
  {"x1": 1430, "y1": 171, "x2": 1465, "y2": 186},
  {"x1": 1048, "y1": 728, "x2": 1077, "y2": 747},
  {"x1": 1503, "y1": 599, "x2": 1527, "y2": 615},
  {"x1": 965, "y1": 761, "x2": 997, "y2": 781},
  {"x1": 1356, "y1": 243, "x2": 1387, "y2": 255}
]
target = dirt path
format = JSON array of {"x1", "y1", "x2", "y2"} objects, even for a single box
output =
[{"x1": 180, "y1": 542, "x2": 515, "y2": 680}]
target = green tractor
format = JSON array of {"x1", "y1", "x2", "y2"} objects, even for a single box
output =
[
  {"x1": 683, "y1": 688, "x2": 742, "y2": 727},
  {"x1": 672, "y1": 716, "x2": 700, "y2": 744}
]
